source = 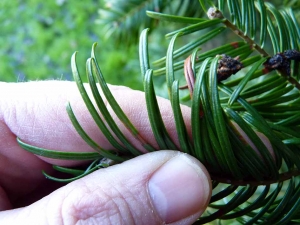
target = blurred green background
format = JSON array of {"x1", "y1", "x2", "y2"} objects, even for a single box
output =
[
  {"x1": 0, "y1": 0, "x2": 203, "y2": 94},
  {"x1": 0, "y1": 0, "x2": 298, "y2": 92},
  {"x1": 0, "y1": 0, "x2": 143, "y2": 89}
]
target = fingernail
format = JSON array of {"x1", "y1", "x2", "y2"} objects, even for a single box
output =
[{"x1": 148, "y1": 154, "x2": 211, "y2": 223}]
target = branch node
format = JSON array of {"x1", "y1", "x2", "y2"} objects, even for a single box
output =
[{"x1": 207, "y1": 7, "x2": 224, "y2": 20}]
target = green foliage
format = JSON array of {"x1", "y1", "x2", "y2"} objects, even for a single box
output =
[
  {"x1": 0, "y1": 0, "x2": 98, "y2": 81},
  {"x1": 17, "y1": 0, "x2": 300, "y2": 224},
  {"x1": 97, "y1": 0, "x2": 203, "y2": 46},
  {"x1": 0, "y1": 0, "x2": 142, "y2": 89}
]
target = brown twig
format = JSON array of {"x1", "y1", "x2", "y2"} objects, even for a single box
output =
[
  {"x1": 207, "y1": 7, "x2": 269, "y2": 57},
  {"x1": 207, "y1": 7, "x2": 300, "y2": 91}
]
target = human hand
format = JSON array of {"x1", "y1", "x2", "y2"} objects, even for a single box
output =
[{"x1": 0, "y1": 81, "x2": 211, "y2": 225}]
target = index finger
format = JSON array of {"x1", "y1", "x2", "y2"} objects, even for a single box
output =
[{"x1": 0, "y1": 81, "x2": 191, "y2": 167}]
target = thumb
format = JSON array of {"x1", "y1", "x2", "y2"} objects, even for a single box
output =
[{"x1": 1, "y1": 151, "x2": 211, "y2": 225}]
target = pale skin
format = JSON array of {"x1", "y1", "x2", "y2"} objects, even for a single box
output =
[{"x1": 0, "y1": 81, "x2": 212, "y2": 225}]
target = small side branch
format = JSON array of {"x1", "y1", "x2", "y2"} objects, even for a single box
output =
[
  {"x1": 207, "y1": 7, "x2": 300, "y2": 91},
  {"x1": 207, "y1": 7, "x2": 269, "y2": 57}
]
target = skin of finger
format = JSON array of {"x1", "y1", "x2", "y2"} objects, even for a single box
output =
[
  {"x1": 0, "y1": 81, "x2": 88, "y2": 206},
  {"x1": 0, "y1": 109, "x2": 54, "y2": 207},
  {"x1": 0, "y1": 81, "x2": 191, "y2": 165},
  {"x1": 0, "y1": 186, "x2": 12, "y2": 210},
  {"x1": 0, "y1": 151, "x2": 211, "y2": 225},
  {"x1": 0, "y1": 81, "x2": 191, "y2": 208}
]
